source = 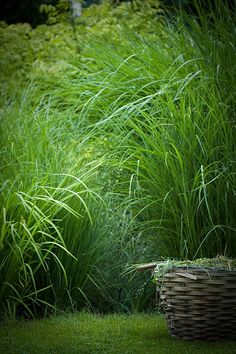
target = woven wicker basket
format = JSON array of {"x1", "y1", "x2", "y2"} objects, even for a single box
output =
[{"x1": 160, "y1": 267, "x2": 236, "y2": 340}]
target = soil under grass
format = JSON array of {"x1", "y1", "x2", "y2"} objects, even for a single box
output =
[{"x1": 0, "y1": 313, "x2": 235, "y2": 354}]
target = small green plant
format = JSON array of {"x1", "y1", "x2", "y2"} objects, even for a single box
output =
[{"x1": 39, "y1": 0, "x2": 71, "y2": 25}]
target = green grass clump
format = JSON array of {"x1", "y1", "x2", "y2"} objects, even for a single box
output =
[
  {"x1": 0, "y1": 76, "x2": 151, "y2": 319},
  {"x1": 1, "y1": 313, "x2": 236, "y2": 354},
  {"x1": 77, "y1": 0, "x2": 236, "y2": 260}
]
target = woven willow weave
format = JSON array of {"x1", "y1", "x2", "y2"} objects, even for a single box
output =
[{"x1": 160, "y1": 267, "x2": 236, "y2": 340}]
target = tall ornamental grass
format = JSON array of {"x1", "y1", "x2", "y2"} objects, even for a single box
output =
[
  {"x1": 0, "y1": 89, "x2": 102, "y2": 318},
  {"x1": 0, "y1": 82, "x2": 151, "y2": 319},
  {"x1": 78, "y1": 0, "x2": 236, "y2": 259}
]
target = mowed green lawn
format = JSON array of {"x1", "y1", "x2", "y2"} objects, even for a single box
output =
[{"x1": 0, "y1": 313, "x2": 235, "y2": 354}]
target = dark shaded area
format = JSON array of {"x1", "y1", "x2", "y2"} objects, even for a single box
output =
[
  {"x1": 83, "y1": 0, "x2": 101, "y2": 6},
  {"x1": 0, "y1": 0, "x2": 58, "y2": 27}
]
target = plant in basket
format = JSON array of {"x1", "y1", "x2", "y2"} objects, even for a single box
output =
[{"x1": 137, "y1": 257, "x2": 236, "y2": 341}]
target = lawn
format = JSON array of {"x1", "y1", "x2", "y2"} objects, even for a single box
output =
[{"x1": 0, "y1": 313, "x2": 236, "y2": 354}]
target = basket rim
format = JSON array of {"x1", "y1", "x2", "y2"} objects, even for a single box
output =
[{"x1": 169, "y1": 265, "x2": 236, "y2": 273}]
